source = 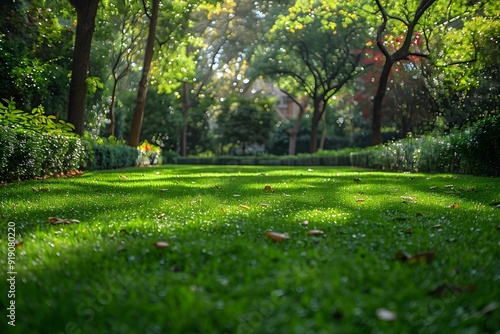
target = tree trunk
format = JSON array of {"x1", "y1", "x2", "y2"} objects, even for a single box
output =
[
  {"x1": 181, "y1": 82, "x2": 191, "y2": 157},
  {"x1": 107, "y1": 77, "x2": 119, "y2": 137},
  {"x1": 127, "y1": 0, "x2": 159, "y2": 147},
  {"x1": 309, "y1": 99, "x2": 323, "y2": 153},
  {"x1": 372, "y1": 59, "x2": 394, "y2": 145},
  {"x1": 319, "y1": 111, "x2": 327, "y2": 150},
  {"x1": 67, "y1": 0, "x2": 100, "y2": 135}
]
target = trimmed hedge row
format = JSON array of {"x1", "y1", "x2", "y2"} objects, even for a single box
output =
[
  {"x1": 172, "y1": 154, "x2": 352, "y2": 166},
  {"x1": 0, "y1": 126, "x2": 138, "y2": 182},
  {"x1": 350, "y1": 116, "x2": 499, "y2": 176}
]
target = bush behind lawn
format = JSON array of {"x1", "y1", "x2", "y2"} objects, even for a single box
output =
[{"x1": 0, "y1": 126, "x2": 138, "y2": 182}]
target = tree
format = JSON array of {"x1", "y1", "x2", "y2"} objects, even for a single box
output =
[
  {"x1": 215, "y1": 96, "x2": 276, "y2": 154},
  {"x1": 127, "y1": 0, "x2": 159, "y2": 147},
  {"x1": 67, "y1": 0, "x2": 100, "y2": 135},
  {"x1": 254, "y1": 0, "x2": 369, "y2": 153},
  {"x1": 370, "y1": 0, "x2": 485, "y2": 144}
]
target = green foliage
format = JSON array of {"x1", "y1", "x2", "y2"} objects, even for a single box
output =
[
  {"x1": 0, "y1": 98, "x2": 76, "y2": 135},
  {"x1": 85, "y1": 136, "x2": 139, "y2": 170},
  {"x1": 350, "y1": 116, "x2": 500, "y2": 176},
  {"x1": 0, "y1": 126, "x2": 88, "y2": 182}
]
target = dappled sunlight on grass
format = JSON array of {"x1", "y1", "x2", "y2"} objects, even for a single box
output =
[{"x1": 0, "y1": 165, "x2": 498, "y2": 333}]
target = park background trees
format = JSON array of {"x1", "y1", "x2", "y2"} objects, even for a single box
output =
[{"x1": 1, "y1": 0, "x2": 497, "y2": 155}]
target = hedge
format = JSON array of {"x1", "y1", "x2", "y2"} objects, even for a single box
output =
[{"x1": 0, "y1": 126, "x2": 139, "y2": 182}]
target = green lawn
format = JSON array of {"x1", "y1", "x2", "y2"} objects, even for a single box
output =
[{"x1": 1, "y1": 165, "x2": 499, "y2": 334}]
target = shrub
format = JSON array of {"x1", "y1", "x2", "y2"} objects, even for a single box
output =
[
  {"x1": 85, "y1": 138, "x2": 138, "y2": 170},
  {"x1": 0, "y1": 126, "x2": 88, "y2": 182},
  {"x1": 461, "y1": 116, "x2": 500, "y2": 176}
]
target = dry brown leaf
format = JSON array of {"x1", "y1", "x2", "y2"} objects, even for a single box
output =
[
  {"x1": 376, "y1": 308, "x2": 397, "y2": 321},
  {"x1": 48, "y1": 217, "x2": 80, "y2": 225},
  {"x1": 396, "y1": 250, "x2": 434, "y2": 264},
  {"x1": 407, "y1": 251, "x2": 435, "y2": 264},
  {"x1": 120, "y1": 175, "x2": 128, "y2": 179},
  {"x1": 239, "y1": 204, "x2": 250, "y2": 210},
  {"x1": 401, "y1": 196, "x2": 417, "y2": 203},
  {"x1": 356, "y1": 199, "x2": 365, "y2": 203},
  {"x1": 264, "y1": 231, "x2": 289, "y2": 242},
  {"x1": 264, "y1": 185, "x2": 272, "y2": 190},
  {"x1": 154, "y1": 241, "x2": 169, "y2": 249},
  {"x1": 306, "y1": 229, "x2": 325, "y2": 236}
]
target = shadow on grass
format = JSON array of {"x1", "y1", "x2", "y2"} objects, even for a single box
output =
[{"x1": 1, "y1": 165, "x2": 499, "y2": 333}]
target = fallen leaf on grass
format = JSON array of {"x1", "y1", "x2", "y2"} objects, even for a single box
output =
[
  {"x1": 239, "y1": 205, "x2": 250, "y2": 210},
  {"x1": 395, "y1": 250, "x2": 434, "y2": 264},
  {"x1": 356, "y1": 199, "x2": 365, "y2": 203},
  {"x1": 376, "y1": 308, "x2": 397, "y2": 321},
  {"x1": 48, "y1": 217, "x2": 80, "y2": 225},
  {"x1": 264, "y1": 231, "x2": 289, "y2": 242},
  {"x1": 15, "y1": 241, "x2": 23, "y2": 248},
  {"x1": 401, "y1": 196, "x2": 417, "y2": 203},
  {"x1": 154, "y1": 241, "x2": 170, "y2": 249},
  {"x1": 428, "y1": 284, "x2": 475, "y2": 298},
  {"x1": 306, "y1": 229, "x2": 325, "y2": 236},
  {"x1": 120, "y1": 175, "x2": 128, "y2": 179},
  {"x1": 448, "y1": 203, "x2": 460, "y2": 209}
]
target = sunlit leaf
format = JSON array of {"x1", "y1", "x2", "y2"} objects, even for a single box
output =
[
  {"x1": 401, "y1": 196, "x2": 417, "y2": 203},
  {"x1": 376, "y1": 308, "x2": 397, "y2": 321},
  {"x1": 120, "y1": 175, "x2": 128, "y2": 179},
  {"x1": 154, "y1": 241, "x2": 170, "y2": 249},
  {"x1": 239, "y1": 205, "x2": 250, "y2": 210},
  {"x1": 48, "y1": 217, "x2": 80, "y2": 225},
  {"x1": 264, "y1": 231, "x2": 289, "y2": 242},
  {"x1": 306, "y1": 229, "x2": 324, "y2": 236}
]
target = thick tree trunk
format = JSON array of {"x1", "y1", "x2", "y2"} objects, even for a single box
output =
[
  {"x1": 67, "y1": 0, "x2": 99, "y2": 135},
  {"x1": 128, "y1": 0, "x2": 159, "y2": 147},
  {"x1": 372, "y1": 59, "x2": 394, "y2": 145}
]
